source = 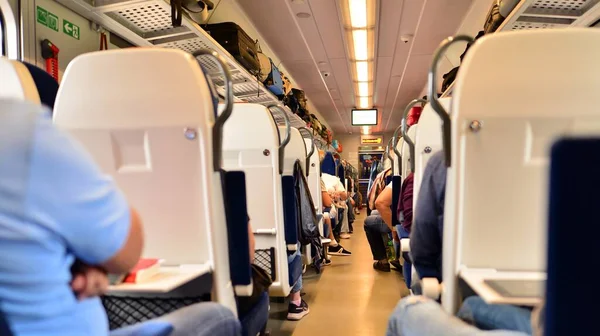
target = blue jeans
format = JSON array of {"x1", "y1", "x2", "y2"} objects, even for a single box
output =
[
  {"x1": 288, "y1": 248, "x2": 302, "y2": 293},
  {"x1": 110, "y1": 302, "x2": 241, "y2": 336},
  {"x1": 386, "y1": 297, "x2": 529, "y2": 336},
  {"x1": 457, "y1": 297, "x2": 533, "y2": 333},
  {"x1": 364, "y1": 214, "x2": 391, "y2": 260},
  {"x1": 396, "y1": 225, "x2": 412, "y2": 289}
]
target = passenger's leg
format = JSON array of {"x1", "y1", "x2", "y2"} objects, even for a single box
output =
[
  {"x1": 364, "y1": 215, "x2": 391, "y2": 271},
  {"x1": 287, "y1": 272, "x2": 309, "y2": 321},
  {"x1": 457, "y1": 297, "x2": 533, "y2": 333},
  {"x1": 340, "y1": 207, "x2": 351, "y2": 239},
  {"x1": 111, "y1": 302, "x2": 241, "y2": 336},
  {"x1": 326, "y1": 215, "x2": 352, "y2": 256},
  {"x1": 389, "y1": 230, "x2": 402, "y2": 271},
  {"x1": 386, "y1": 297, "x2": 529, "y2": 336},
  {"x1": 397, "y1": 225, "x2": 412, "y2": 288},
  {"x1": 347, "y1": 199, "x2": 355, "y2": 233}
]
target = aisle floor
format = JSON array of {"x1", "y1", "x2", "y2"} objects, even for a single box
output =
[{"x1": 268, "y1": 211, "x2": 410, "y2": 336}]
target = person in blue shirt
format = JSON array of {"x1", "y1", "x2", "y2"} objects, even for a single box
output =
[
  {"x1": 399, "y1": 151, "x2": 536, "y2": 335},
  {"x1": 410, "y1": 151, "x2": 447, "y2": 281},
  {"x1": 0, "y1": 99, "x2": 240, "y2": 336}
]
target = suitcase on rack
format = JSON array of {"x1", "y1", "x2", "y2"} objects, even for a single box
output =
[{"x1": 203, "y1": 22, "x2": 260, "y2": 74}]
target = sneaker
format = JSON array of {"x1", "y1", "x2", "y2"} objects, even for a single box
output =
[
  {"x1": 390, "y1": 259, "x2": 403, "y2": 272},
  {"x1": 340, "y1": 233, "x2": 351, "y2": 239},
  {"x1": 322, "y1": 259, "x2": 332, "y2": 266},
  {"x1": 287, "y1": 299, "x2": 310, "y2": 321},
  {"x1": 373, "y1": 260, "x2": 391, "y2": 272},
  {"x1": 328, "y1": 245, "x2": 351, "y2": 256}
]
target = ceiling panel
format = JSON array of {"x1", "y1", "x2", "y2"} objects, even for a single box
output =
[
  {"x1": 411, "y1": 0, "x2": 474, "y2": 55},
  {"x1": 236, "y1": 0, "x2": 477, "y2": 133},
  {"x1": 374, "y1": 56, "x2": 393, "y2": 106},
  {"x1": 329, "y1": 58, "x2": 354, "y2": 108},
  {"x1": 309, "y1": 0, "x2": 347, "y2": 59},
  {"x1": 377, "y1": 0, "x2": 405, "y2": 57}
]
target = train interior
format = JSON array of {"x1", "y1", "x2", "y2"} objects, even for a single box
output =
[{"x1": 1, "y1": 0, "x2": 600, "y2": 335}]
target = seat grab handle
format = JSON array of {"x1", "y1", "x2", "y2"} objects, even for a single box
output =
[
  {"x1": 428, "y1": 35, "x2": 474, "y2": 167},
  {"x1": 193, "y1": 49, "x2": 233, "y2": 172},
  {"x1": 298, "y1": 127, "x2": 314, "y2": 176},
  {"x1": 267, "y1": 104, "x2": 291, "y2": 175}
]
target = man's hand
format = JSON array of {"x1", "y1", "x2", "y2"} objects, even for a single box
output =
[{"x1": 71, "y1": 265, "x2": 109, "y2": 300}]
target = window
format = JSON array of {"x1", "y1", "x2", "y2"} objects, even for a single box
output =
[{"x1": 0, "y1": 0, "x2": 19, "y2": 58}]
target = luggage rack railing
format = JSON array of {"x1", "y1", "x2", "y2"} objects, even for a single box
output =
[
  {"x1": 499, "y1": 0, "x2": 600, "y2": 30},
  {"x1": 438, "y1": 0, "x2": 600, "y2": 99},
  {"x1": 55, "y1": 0, "x2": 327, "y2": 145}
]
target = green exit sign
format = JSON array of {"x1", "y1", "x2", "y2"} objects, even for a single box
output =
[
  {"x1": 62, "y1": 19, "x2": 80, "y2": 40},
  {"x1": 36, "y1": 6, "x2": 59, "y2": 32}
]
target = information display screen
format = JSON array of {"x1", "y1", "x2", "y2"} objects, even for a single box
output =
[{"x1": 351, "y1": 109, "x2": 378, "y2": 126}]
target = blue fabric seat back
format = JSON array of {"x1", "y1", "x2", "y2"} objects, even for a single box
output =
[
  {"x1": 0, "y1": 307, "x2": 13, "y2": 336},
  {"x1": 21, "y1": 62, "x2": 59, "y2": 110},
  {"x1": 321, "y1": 152, "x2": 336, "y2": 176},
  {"x1": 221, "y1": 170, "x2": 252, "y2": 288},
  {"x1": 281, "y1": 175, "x2": 299, "y2": 247},
  {"x1": 545, "y1": 139, "x2": 600, "y2": 336},
  {"x1": 391, "y1": 176, "x2": 401, "y2": 225}
]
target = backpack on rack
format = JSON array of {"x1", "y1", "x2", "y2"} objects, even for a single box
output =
[
  {"x1": 484, "y1": 0, "x2": 519, "y2": 34},
  {"x1": 307, "y1": 114, "x2": 322, "y2": 135},
  {"x1": 284, "y1": 93, "x2": 299, "y2": 113},
  {"x1": 203, "y1": 22, "x2": 260, "y2": 75},
  {"x1": 291, "y1": 88, "x2": 307, "y2": 109},
  {"x1": 296, "y1": 106, "x2": 309, "y2": 120},
  {"x1": 440, "y1": 30, "x2": 485, "y2": 94},
  {"x1": 181, "y1": 0, "x2": 214, "y2": 24},
  {"x1": 257, "y1": 52, "x2": 285, "y2": 98},
  {"x1": 282, "y1": 74, "x2": 292, "y2": 96},
  {"x1": 332, "y1": 140, "x2": 339, "y2": 151}
]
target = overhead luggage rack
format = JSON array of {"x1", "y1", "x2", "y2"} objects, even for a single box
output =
[
  {"x1": 56, "y1": 0, "x2": 323, "y2": 141},
  {"x1": 437, "y1": 0, "x2": 600, "y2": 98},
  {"x1": 499, "y1": 0, "x2": 600, "y2": 30}
]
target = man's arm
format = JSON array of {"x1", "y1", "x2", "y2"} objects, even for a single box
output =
[
  {"x1": 322, "y1": 190, "x2": 333, "y2": 207},
  {"x1": 29, "y1": 116, "x2": 144, "y2": 275},
  {"x1": 102, "y1": 208, "x2": 144, "y2": 273},
  {"x1": 374, "y1": 186, "x2": 393, "y2": 230},
  {"x1": 335, "y1": 180, "x2": 348, "y2": 200},
  {"x1": 248, "y1": 220, "x2": 255, "y2": 263}
]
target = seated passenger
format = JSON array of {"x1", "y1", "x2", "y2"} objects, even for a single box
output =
[
  {"x1": 287, "y1": 252, "x2": 309, "y2": 321},
  {"x1": 0, "y1": 100, "x2": 240, "y2": 336},
  {"x1": 396, "y1": 172, "x2": 414, "y2": 286},
  {"x1": 407, "y1": 151, "x2": 538, "y2": 333},
  {"x1": 321, "y1": 178, "x2": 351, "y2": 258},
  {"x1": 364, "y1": 181, "x2": 398, "y2": 272},
  {"x1": 386, "y1": 296, "x2": 541, "y2": 336},
  {"x1": 21, "y1": 62, "x2": 59, "y2": 110},
  {"x1": 410, "y1": 151, "x2": 446, "y2": 280},
  {"x1": 321, "y1": 172, "x2": 350, "y2": 240}
]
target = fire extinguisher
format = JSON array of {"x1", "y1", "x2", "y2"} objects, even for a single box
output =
[{"x1": 40, "y1": 39, "x2": 59, "y2": 81}]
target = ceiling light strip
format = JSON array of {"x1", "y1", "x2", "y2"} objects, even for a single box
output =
[{"x1": 346, "y1": 0, "x2": 375, "y2": 110}]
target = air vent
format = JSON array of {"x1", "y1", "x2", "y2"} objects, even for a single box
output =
[
  {"x1": 107, "y1": 4, "x2": 173, "y2": 35},
  {"x1": 524, "y1": 0, "x2": 600, "y2": 16}
]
